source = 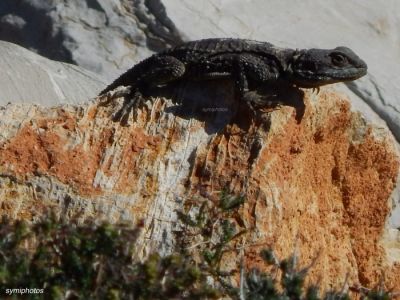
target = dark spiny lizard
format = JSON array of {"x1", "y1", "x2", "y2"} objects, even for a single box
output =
[{"x1": 99, "y1": 38, "x2": 367, "y2": 118}]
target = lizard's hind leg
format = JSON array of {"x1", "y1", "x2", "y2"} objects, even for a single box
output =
[
  {"x1": 109, "y1": 55, "x2": 186, "y2": 124},
  {"x1": 112, "y1": 89, "x2": 144, "y2": 124}
]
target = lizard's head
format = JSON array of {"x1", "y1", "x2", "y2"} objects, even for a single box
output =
[{"x1": 288, "y1": 47, "x2": 367, "y2": 88}]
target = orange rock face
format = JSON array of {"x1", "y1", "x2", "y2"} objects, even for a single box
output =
[{"x1": 0, "y1": 87, "x2": 399, "y2": 293}]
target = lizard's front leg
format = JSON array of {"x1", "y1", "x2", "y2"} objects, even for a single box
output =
[
  {"x1": 232, "y1": 55, "x2": 275, "y2": 114},
  {"x1": 232, "y1": 57, "x2": 250, "y2": 99},
  {"x1": 234, "y1": 55, "x2": 280, "y2": 112}
]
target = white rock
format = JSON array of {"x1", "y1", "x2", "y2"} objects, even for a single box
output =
[{"x1": 0, "y1": 41, "x2": 106, "y2": 106}]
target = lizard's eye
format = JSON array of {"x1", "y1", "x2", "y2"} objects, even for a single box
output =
[{"x1": 330, "y1": 53, "x2": 348, "y2": 66}]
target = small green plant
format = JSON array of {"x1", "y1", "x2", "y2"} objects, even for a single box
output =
[
  {"x1": 175, "y1": 189, "x2": 397, "y2": 300},
  {"x1": 0, "y1": 190, "x2": 396, "y2": 299},
  {"x1": 176, "y1": 189, "x2": 247, "y2": 273},
  {"x1": 240, "y1": 248, "x2": 351, "y2": 300},
  {"x1": 0, "y1": 213, "x2": 218, "y2": 299}
]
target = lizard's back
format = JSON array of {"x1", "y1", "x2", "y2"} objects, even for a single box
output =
[
  {"x1": 161, "y1": 38, "x2": 279, "y2": 61},
  {"x1": 99, "y1": 38, "x2": 282, "y2": 95}
]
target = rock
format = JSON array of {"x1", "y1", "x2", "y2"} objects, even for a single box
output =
[
  {"x1": 0, "y1": 84, "x2": 399, "y2": 291},
  {"x1": 0, "y1": 0, "x2": 184, "y2": 81},
  {"x1": 0, "y1": 41, "x2": 106, "y2": 106}
]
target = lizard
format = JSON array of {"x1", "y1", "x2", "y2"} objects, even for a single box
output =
[{"x1": 99, "y1": 38, "x2": 367, "y2": 119}]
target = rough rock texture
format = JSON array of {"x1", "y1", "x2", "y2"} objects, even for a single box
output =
[
  {"x1": 0, "y1": 0, "x2": 184, "y2": 81},
  {"x1": 0, "y1": 41, "x2": 105, "y2": 106},
  {"x1": 0, "y1": 84, "x2": 399, "y2": 292}
]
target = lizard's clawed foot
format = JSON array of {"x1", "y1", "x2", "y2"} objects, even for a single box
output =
[
  {"x1": 98, "y1": 86, "x2": 146, "y2": 125},
  {"x1": 261, "y1": 103, "x2": 283, "y2": 113},
  {"x1": 98, "y1": 86, "x2": 132, "y2": 106},
  {"x1": 243, "y1": 90, "x2": 281, "y2": 116},
  {"x1": 111, "y1": 90, "x2": 144, "y2": 125},
  {"x1": 312, "y1": 87, "x2": 320, "y2": 94}
]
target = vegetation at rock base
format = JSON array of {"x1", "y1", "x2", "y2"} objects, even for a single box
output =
[{"x1": 0, "y1": 190, "x2": 395, "y2": 299}]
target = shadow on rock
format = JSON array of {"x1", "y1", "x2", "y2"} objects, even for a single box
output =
[{"x1": 115, "y1": 79, "x2": 306, "y2": 134}]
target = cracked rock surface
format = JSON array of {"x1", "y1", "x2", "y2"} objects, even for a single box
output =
[{"x1": 0, "y1": 84, "x2": 399, "y2": 291}]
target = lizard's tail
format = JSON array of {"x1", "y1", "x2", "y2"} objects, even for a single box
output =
[
  {"x1": 99, "y1": 69, "x2": 137, "y2": 96},
  {"x1": 99, "y1": 83, "x2": 117, "y2": 96}
]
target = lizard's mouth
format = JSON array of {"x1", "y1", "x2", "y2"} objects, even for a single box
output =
[{"x1": 292, "y1": 66, "x2": 367, "y2": 88}]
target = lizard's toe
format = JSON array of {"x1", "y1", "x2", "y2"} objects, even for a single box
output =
[
  {"x1": 98, "y1": 86, "x2": 132, "y2": 107},
  {"x1": 111, "y1": 90, "x2": 145, "y2": 125}
]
